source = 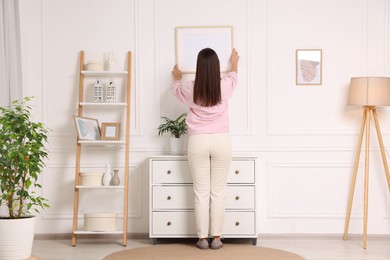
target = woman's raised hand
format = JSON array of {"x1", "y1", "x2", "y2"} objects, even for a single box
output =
[
  {"x1": 230, "y1": 48, "x2": 239, "y2": 73},
  {"x1": 172, "y1": 64, "x2": 182, "y2": 81}
]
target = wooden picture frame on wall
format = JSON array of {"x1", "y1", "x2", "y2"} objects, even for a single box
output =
[
  {"x1": 296, "y1": 49, "x2": 322, "y2": 85},
  {"x1": 175, "y1": 26, "x2": 233, "y2": 74},
  {"x1": 101, "y1": 122, "x2": 120, "y2": 140}
]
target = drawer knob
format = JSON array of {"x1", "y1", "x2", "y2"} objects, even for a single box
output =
[
  {"x1": 167, "y1": 221, "x2": 171, "y2": 226},
  {"x1": 167, "y1": 196, "x2": 172, "y2": 200},
  {"x1": 235, "y1": 170, "x2": 240, "y2": 174},
  {"x1": 235, "y1": 196, "x2": 240, "y2": 200},
  {"x1": 167, "y1": 170, "x2": 172, "y2": 174},
  {"x1": 235, "y1": 221, "x2": 240, "y2": 226}
]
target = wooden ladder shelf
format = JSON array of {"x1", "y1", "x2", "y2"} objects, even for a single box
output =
[{"x1": 71, "y1": 50, "x2": 132, "y2": 246}]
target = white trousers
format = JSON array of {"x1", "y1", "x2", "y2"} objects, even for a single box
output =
[{"x1": 187, "y1": 133, "x2": 232, "y2": 238}]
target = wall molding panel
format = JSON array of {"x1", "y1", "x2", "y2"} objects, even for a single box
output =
[
  {"x1": 155, "y1": 0, "x2": 252, "y2": 137},
  {"x1": 265, "y1": 0, "x2": 378, "y2": 137},
  {"x1": 43, "y1": 0, "x2": 141, "y2": 137},
  {"x1": 267, "y1": 162, "x2": 362, "y2": 219}
]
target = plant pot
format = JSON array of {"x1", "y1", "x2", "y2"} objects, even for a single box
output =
[
  {"x1": 0, "y1": 216, "x2": 36, "y2": 260},
  {"x1": 170, "y1": 137, "x2": 186, "y2": 155}
]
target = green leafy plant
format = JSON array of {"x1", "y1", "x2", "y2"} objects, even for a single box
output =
[
  {"x1": 0, "y1": 97, "x2": 50, "y2": 219},
  {"x1": 158, "y1": 113, "x2": 187, "y2": 138}
]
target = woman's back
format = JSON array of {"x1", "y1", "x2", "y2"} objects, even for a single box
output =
[
  {"x1": 171, "y1": 48, "x2": 239, "y2": 135},
  {"x1": 172, "y1": 71, "x2": 237, "y2": 135}
]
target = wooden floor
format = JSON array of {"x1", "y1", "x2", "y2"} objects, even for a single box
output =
[{"x1": 32, "y1": 235, "x2": 390, "y2": 260}]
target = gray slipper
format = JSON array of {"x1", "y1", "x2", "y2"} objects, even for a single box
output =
[
  {"x1": 196, "y1": 239, "x2": 209, "y2": 249},
  {"x1": 210, "y1": 238, "x2": 223, "y2": 250}
]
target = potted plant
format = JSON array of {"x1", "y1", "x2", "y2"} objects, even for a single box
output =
[
  {"x1": 158, "y1": 113, "x2": 187, "y2": 154},
  {"x1": 0, "y1": 97, "x2": 50, "y2": 260}
]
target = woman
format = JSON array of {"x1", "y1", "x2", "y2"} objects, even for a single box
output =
[{"x1": 171, "y1": 48, "x2": 239, "y2": 249}]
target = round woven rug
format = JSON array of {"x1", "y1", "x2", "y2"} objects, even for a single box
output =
[{"x1": 103, "y1": 244, "x2": 305, "y2": 260}]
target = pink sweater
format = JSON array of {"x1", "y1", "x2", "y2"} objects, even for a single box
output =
[{"x1": 171, "y1": 72, "x2": 238, "y2": 135}]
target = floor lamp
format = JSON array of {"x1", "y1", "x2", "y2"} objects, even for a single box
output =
[{"x1": 344, "y1": 77, "x2": 390, "y2": 249}]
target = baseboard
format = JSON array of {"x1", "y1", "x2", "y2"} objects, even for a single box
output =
[
  {"x1": 34, "y1": 232, "x2": 149, "y2": 240},
  {"x1": 34, "y1": 233, "x2": 390, "y2": 240},
  {"x1": 257, "y1": 233, "x2": 390, "y2": 240}
]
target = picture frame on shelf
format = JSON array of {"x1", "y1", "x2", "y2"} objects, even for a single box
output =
[
  {"x1": 175, "y1": 26, "x2": 233, "y2": 73},
  {"x1": 73, "y1": 116, "x2": 101, "y2": 140},
  {"x1": 101, "y1": 122, "x2": 120, "y2": 140},
  {"x1": 296, "y1": 49, "x2": 322, "y2": 85}
]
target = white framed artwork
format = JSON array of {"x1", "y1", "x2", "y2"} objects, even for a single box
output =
[
  {"x1": 296, "y1": 49, "x2": 322, "y2": 85},
  {"x1": 73, "y1": 116, "x2": 101, "y2": 140},
  {"x1": 175, "y1": 26, "x2": 233, "y2": 73}
]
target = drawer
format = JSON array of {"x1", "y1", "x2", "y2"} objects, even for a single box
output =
[
  {"x1": 152, "y1": 160, "x2": 255, "y2": 184},
  {"x1": 228, "y1": 161, "x2": 255, "y2": 184},
  {"x1": 223, "y1": 211, "x2": 256, "y2": 235},
  {"x1": 151, "y1": 211, "x2": 255, "y2": 236},
  {"x1": 152, "y1": 186, "x2": 254, "y2": 210},
  {"x1": 152, "y1": 186, "x2": 194, "y2": 210},
  {"x1": 152, "y1": 161, "x2": 192, "y2": 184},
  {"x1": 152, "y1": 212, "x2": 196, "y2": 236},
  {"x1": 226, "y1": 186, "x2": 255, "y2": 209}
]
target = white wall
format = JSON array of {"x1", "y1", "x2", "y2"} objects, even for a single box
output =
[{"x1": 18, "y1": 0, "x2": 390, "y2": 235}]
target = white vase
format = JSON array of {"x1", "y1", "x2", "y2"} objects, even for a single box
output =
[
  {"x1": 0, "y1": 216, "x2": 36, "y2": 260},
  {"x1": 170, "y1": 137, "x2": 186, "y2": 155},
  {"x1": 103, "y1": 163, "x2": 112, "y2": 186}
]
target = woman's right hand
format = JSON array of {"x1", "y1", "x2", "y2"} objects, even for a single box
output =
[
  {"x1": 172, "y1": 64, "x2": 182, "y2": 81},
  {"x1": 230, "y1": 48, "x2": 239, "y2": 73}
]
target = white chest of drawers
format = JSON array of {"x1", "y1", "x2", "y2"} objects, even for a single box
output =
[{"x1": 148, "y1": 156, "x2": 258, "y2": 245}]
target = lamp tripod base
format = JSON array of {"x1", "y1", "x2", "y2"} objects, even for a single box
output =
[{"x1": 343, "y1": 106, "x2": 390, "y2": 249}]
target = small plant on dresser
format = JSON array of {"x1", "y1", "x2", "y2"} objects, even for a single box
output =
[
  {"x1": 158, "y1": 113, "x2": 187, "y2": 154},
  {"x1": 157, "y1": 113, "x2": 187, "y2": 138}
]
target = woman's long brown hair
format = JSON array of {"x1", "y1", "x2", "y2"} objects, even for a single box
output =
[{"x1": 193, "y1": 48, "x2": 221, "y2": 107}]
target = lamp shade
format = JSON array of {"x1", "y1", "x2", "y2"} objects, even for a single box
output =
[{"x1": 347, "y1": 77, "x2": 390, "y2": 106}]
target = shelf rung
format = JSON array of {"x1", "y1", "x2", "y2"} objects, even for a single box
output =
[
  {"x1": 81, "y1": 70, "x2": 128, "y2": 76},
  {"x1": 76, "y1": 185, "x2": 125, "y2": 189},
  {"x1": 79, "y1": 102, "x2": 127, "y2": 107},
  {"x1": 74, "y1": 230, "x2": 124, "y2": 235},
  {"x1": 78, "y1": 140, "x2": 126, "y2": 145}
]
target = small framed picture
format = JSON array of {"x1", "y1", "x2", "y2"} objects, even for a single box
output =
[
  {"x1": 73, "y1": 116, "x2": 101, "y2": 140},
  {"x1": 101, "y1": 122, "x2": 120, "y2": 140},
  {"x1": 296, "y1": 49, "x2": 322, "y2": 85}
]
